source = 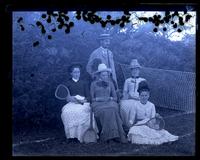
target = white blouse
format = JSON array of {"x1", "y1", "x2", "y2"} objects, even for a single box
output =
[
  {"x1": 135, "y1": 101, "x2": 156, "y2": 120},
  {"x1": 123, "y1": 77, "x2": 146, "y2": 99}
]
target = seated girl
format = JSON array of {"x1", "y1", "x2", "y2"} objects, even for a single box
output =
[
  {"x1": 127, "y1": 81, "x2": 179, "y2": 145},
  {"x1": 90, "y1": 63, "x2": 127, "y2": 143},
  {"x1": 61, "y1": 63, "x2": 98, "y2": 143},
  {"x1": 120, "y1": 59, "x2": 146, "y2": 131}
]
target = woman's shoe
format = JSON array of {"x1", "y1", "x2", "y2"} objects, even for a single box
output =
[
  {"x1": 67, "y1": 138, "x2": 73, "y2": 144},
  {"x1": 121, "y1": 138, "x2": 128, "y2": 144},
  {"x1": 107, "y1": 139, "x2": 116, "y2": 144},
  {"x1": 113, "y1": 137, "x2": 121, "y2": 143},
  {"x1": 67, "y1": 138, "x2": 80, "y2": 144}
]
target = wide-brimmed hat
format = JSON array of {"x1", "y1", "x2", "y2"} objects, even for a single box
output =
[
  {"x1": 68, "y1": 63, "x2": 82, "y2": 73},
  {"x1": 95, "y1": 63, "x2": 112, "y2": 74},
  {"x1": 98, "y1": 33, "x2": 112, "y2": 40},
  {"x1": 129, "y1": 59, "x2": 141, "y2": 69}
]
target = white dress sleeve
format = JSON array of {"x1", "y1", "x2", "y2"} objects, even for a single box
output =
[
  {"x1": 150, "y1": 103, "x2": 156, "y2": 118},
  {"x1": 122, "y1": 79, "x2": 129, "y2": 99}
]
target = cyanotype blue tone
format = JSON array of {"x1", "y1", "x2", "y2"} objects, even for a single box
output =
[{"x1": 12, "y1": 11, "x2": 196, "y2": 156}]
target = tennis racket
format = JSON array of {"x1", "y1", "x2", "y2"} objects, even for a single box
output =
[
  {"x1": 134, "y1": 116, "x2": 165, "y2": 130},
  {"x1": 55, "y1": 84, "x2": 70, "y2": 101}
]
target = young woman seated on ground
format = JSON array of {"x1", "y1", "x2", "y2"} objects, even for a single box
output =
[
  {"x1": 127, "y1": 81, "x2": 179, "y2": 145},
  {"x1": 61, "y1": 63, "x2": 98, "y2": 143}
]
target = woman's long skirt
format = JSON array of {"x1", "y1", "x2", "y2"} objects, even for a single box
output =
[
  {"x1": 128, "y1": 125, "x2": 179, "y2": 145},
  {"x1": 120, "y1": 99, "x2": 138, "y2": 128},
  {"x1": 91, "y1": 101, "x2": 127, "y2": 142},
  {"x1": 61, "y1": 102, "x2": 98, "y2": 143}
]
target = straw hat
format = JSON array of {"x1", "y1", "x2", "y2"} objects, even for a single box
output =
[
  {"x1": 129, "y1": 59, "x2": 141, "y2": 69},
  {"x1": 95, "y1": 63, "x2": 112, "y2": 74},
  {"x1": 98, "y1": 33, "x2": 112, "y2": 40}
]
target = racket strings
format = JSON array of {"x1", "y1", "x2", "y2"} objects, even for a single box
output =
[
  {"x1": 55, "y1": 84, "x2": 70, "y2": 100},
  {"x1": 147, "y1": 117, "x2": 165, "y2": 130}
]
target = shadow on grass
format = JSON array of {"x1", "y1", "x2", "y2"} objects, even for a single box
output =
[{"x1": 13, "y1": 111, "x2": 195, "y2": 156}]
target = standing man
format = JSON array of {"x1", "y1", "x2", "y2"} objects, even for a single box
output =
[{"x1": 86, "y1": 33, "x2": 118, "y2": 90}]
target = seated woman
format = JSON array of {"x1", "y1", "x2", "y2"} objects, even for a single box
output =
[
  {"x1": 120, "y1": 59, "x2": 146, "y2": 131},
  {"x1": 90, "y1": 63, "x2": 127, "y2": 143},
  {"x1": 61, "y1": 63, "x2": 98, "y2": 143},
  {"x1": 127, "y1": 81, "x2": 179, "y2": 145}
]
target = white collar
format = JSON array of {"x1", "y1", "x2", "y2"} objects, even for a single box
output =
[
  {"x1": 100, "y1": 46, "x2": 108, "y2": 50},
  {"x1": 72, "y1": 78, "x2": 79, "y2": 82},
  {"x1": 139, "y1": 101, "x2": 149, "y2": 106},
  {"x1": 131, "y1": 76, "x2": 139, "y2": 79}
]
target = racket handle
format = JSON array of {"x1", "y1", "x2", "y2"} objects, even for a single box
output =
[{"x1": 90, "y1": 107, "x2": 93, "y2": 129}]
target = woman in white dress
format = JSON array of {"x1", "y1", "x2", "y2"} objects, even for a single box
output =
[
  {"x1": 120, "y1": 59, "x2": 146, "y2": 132},
  {"x1": 127, "y1": 81, "x2": 179, "y2": 145},
  {"x1": 61, "y1": 63, "x2": 98, "y2": 143}
]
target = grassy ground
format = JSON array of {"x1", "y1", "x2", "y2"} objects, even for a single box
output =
[{"x1": 12, "y1": 107, "x2": 195, "y2": 156}]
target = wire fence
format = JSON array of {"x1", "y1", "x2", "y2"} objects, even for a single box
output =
[
  {"x1": 16, "y1": 60, "x2": 195, "y2": 113},
  {"x1": 118, "y1": 63, "x2": 196, "y2": 113}
]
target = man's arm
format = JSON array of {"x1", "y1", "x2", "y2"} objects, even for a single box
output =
[
  {"x1": 86, "y1": 51, "x2": 102, "y2": 79},
  {"x1": 86, "y1": 55, "x2": 93, "y2": 76},
  {"x1": 86, "y1": 49, "x2": 99, "y2": 75}
]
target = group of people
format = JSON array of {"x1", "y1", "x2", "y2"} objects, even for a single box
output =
[{"x1": 60, "y1": 33, "x2": 179, "y2": 145}]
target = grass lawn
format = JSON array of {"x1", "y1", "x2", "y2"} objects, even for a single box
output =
[{"x1": 12, "y1": 107, "x2": 195, "y2": 156}]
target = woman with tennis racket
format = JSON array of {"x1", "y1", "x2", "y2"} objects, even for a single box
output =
[
  {"x1": 127, "y1": 81, "x2": 179, "y2": 145},
  {"x1": 56, "y1": 63, "x2": 98, "y2": 143}
]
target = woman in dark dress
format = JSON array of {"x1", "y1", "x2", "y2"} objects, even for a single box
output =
[
  {"x1": 90, "y1": 63, "x2": 127, "y2": 143},
  {"x1": 61, "y1": 64, "x2": 98, "y2": 143}
]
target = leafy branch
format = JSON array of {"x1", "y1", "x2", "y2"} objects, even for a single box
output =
[
  {"x1": 138, "y1": 11, "x2": 193, "y2": 33},
  {"x1": 16, "y1": 10, "x2": 194, "y2": 47}
]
